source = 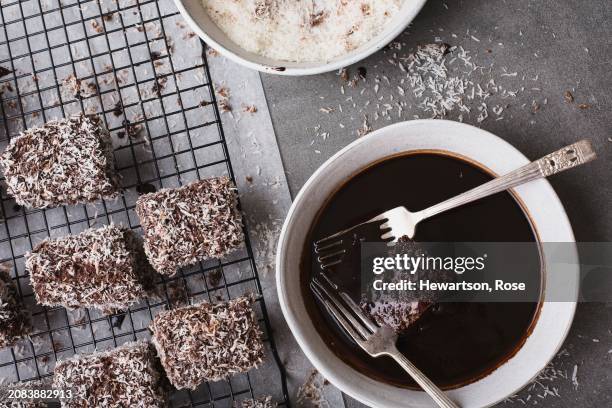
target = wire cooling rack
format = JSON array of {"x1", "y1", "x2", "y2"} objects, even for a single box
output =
[{"x1": 0, "y1": 0, "x2": 289, "y2": 406}]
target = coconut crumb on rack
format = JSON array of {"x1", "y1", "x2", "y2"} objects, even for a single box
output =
[
  {"x1": 135, "y1": 177, "x2": 244, "y2": 276},
  {"x1": 53, "y1": 341, "x2": 167, "y2": 408},
  {"x1": 150, "y1": 296, "x2": 264, "y2": 390},
  {"x1": 0, "y1": 264, "x2": 31, "y2": 349},
  {"x1": 61, "y1": 74, "x2": 98, "y2": 100},
  {"x1": 0, "y1": 114, "x2": 121, "y2": 209},
  {"x1": 237, "y1": 396, "x2": 277, "y2": 408},
  {"x1": 26, "y1": 224, "x2": 153, "y2": 314}
]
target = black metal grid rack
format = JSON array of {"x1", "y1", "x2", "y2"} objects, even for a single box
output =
[{"x1": 0, "y1": 0, "x2": 289, "y2": 406}]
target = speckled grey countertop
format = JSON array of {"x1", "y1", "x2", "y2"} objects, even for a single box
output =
[{"x1": 260, "y1": 0, "x2": 611, "y2": 407}]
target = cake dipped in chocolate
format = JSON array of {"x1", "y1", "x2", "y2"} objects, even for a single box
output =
[
  {"x1": 53, "y1": 341, "x2": 167, "y2": 408},
  {"x1": 0, "y1": 264, "x2": 30, "y2": 349},
  {"x1": 359, "y1": 237, "x2": 455, "y2": 333},
  {"x1": 135, "y1": 177, "x2": 244, "y2": 276},
  {"x1": 0, "y1": 114, "x2": 120, "y2": 209},
  {"x1": 150, "y1": 296, "x2": 264, "y2": 390},
  {"x1": 26, "y1": 224, "x2": 152, "y2": 314}
]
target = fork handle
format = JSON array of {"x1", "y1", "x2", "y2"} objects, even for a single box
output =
[
  {"x1": 416, "y1": 140, "x2": 596, "y2": 222},
  {"x1": 386, "y1": 349, "x2": 460, "y2": 408}
]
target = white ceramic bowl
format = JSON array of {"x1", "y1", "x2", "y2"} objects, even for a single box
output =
[
  {"x1": 173, "y1": 0, "x2": 428, "y2": 75},
  {"x1": 276, "y1": 120, "x2": 579, "y2": 408}
]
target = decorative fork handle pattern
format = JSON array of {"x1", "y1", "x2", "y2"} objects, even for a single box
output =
[
  {"x1": 417, "y1": 140, "x2": 596, "y2": 222},
  {"x1": 386, "y1": 348, "x2": 460, "y2": 408}
]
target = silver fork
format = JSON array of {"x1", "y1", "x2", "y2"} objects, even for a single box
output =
[
  {"x1": 315, "y1": 139, "x2": 596, "y2": 268},
  {"x1": 311, "y1": 274, "x2": 460, "y2": 408}
]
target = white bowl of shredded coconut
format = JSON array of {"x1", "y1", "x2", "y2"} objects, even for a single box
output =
[{"x1": 174, "y1": 0, "x2": 427, "y2": 75}]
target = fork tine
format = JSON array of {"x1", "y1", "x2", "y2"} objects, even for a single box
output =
[
  {"x1": 317, "y1": 249, "x2": 346, "y2": 261},
  {"x1": 317, "y1": 272, "x2": 379, "y2": 332},
  {"x1": 338, "y1": 292, "x2": 379, "y2": 332},
  {"x1": 314, "y1": 238, "x2": 343, "y2": 253},
  {"x1": 310, "y1": 281, "x2": 364, "y2": 344},
  {"x1": 314, "y1": 225, "x2": 356, "y2": 248},
  {"x1": 311, "y1": 278, "x2": 372, "y2": 340}
]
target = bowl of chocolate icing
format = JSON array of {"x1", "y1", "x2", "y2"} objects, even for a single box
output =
[{"x1": 277, "y1": 119, "x2": 579, "y2": 407}]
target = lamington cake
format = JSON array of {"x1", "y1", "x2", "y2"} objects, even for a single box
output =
[
  {"x1": 135, "y1": 177, "x2": 244, "y2": 276},
  {"x1": 150, "y1": 296, "x2": 264, "y2": 390},
  {"x1": 359, "y1": 238, "x2": 455, "y2": 333},
  {"x1": 0, "y1": 265, "x2": 30, "y2": 349},
  {"x1": 53, "y1": 341, "x2": 167, "y2": 408},
  {"x1": 26, "y1": 225, "x2": 151, "y2": 314},
  {"x1": 0, "y1": 114, "x2": 120, "y2": 209}
]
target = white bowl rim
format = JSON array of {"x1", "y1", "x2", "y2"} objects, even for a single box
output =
[
  {"x1": 173, "y1": 0, "x2": 428, "y2": 76},
  {"x1": 276, "y1": 119, "x2": 578, "y2": 408}
]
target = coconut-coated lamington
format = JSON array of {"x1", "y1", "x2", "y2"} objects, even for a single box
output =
[
  {"x1": 150, "y1": 296, "x2": 264, "y2": 390},
  {"x1": 52, "y1": 341, "x2": 167, "y2": 408},
  {"x1": 26, "y1": 225, "x2": 150, "y2": 314},
  {"x1": 0, "y1": 114, "x2": 120, "y2": 209},
  {"x1": 135, "y1": 177, "x2": 244, "y2": 276},
  {"x1": 0, "y1": 265, "x2": 30, "y2": 349}
]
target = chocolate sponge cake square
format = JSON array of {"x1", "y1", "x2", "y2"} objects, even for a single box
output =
[
  {"x1": 0, "y1": 265, "x2": 30, "y2": 349},
  {"x1": 0, "y1": 114, "x2": 120, "y2": 209},
  {"x1": 26, "y1": 225, "x2": 150, "y2": 314},
  {"x1": 53, "y1": 341, "x2": 167, "y2": 407},
  {"x1": 135, "y1": 177, "x2": 244, "y2": 276},
  {"x1": 150, "y1": 296, "x2": 264, "y2": 390}
]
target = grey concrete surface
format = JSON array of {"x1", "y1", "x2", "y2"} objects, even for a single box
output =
[{"x1": 260, "y1": 0, "x2": 612, "y2": 407}]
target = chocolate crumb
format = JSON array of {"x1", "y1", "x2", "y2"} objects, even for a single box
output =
[
  {"x1": 310, "y1": 11, "x2": 327, "y2": 27},
  {"x1": 357, "y1": 66, "x2": 367, "y2": 79},
  {"x1": 207, "y1": 268, "x2": 223, "y2": 287},
  {"x1": 243, "y1": 105, "x2": 257, "y2": 114},
  {"x1": 339, "y1": 68, "x2": 349, "y2": 82},
  {"x1": 90, "y1": 19, "x2": 103, "y2": 33},
  {"x1": 113, "y1": 101, "x2": 124, "y2": 116},
  {"x1": 199, "y1": 100, "x2": 212, "y2": 107},
  {"x1": 117, "y1": 131, "x2": 126, "y2": 139},
  {"x1": 0, "y1": 66, "x2": 11, "y2": 78},
  {"x1": 219, "y1": 99, "x2": 232, "y2": 112},
  {"x1": 150, "y1": 51, "x2": 162, "y2": 60},
  {"x1": 111, "y1": 313, "x2": 126, "y2": 329},
  {"x1": 216, "y1": 86, "x2": 230, "y2": 98},
  {"x1": 578, "y1": 103, "x2": 591, "y2": 109},
  {"x1": 136, "y1": 183, "x2": 157, "y2": 195},
  {"x1": 245, "y1": 176, "x2": 253, "y2": 183},
  {"x1": 564, "y1": 91, "x2": 574, "y2": 103}
]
